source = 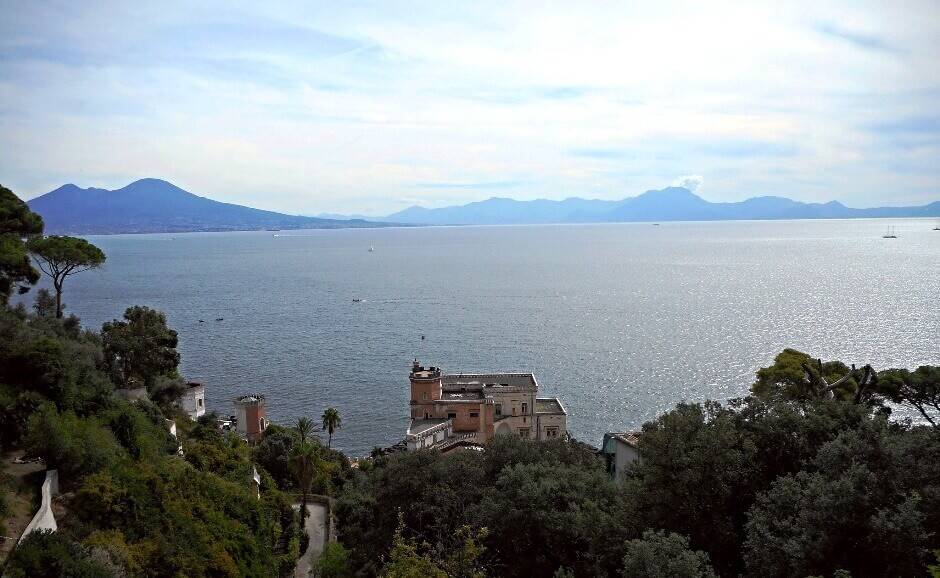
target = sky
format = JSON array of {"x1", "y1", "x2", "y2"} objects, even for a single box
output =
[{"x1": 1, "y1": 1, "x2": 939, "y2": 216}]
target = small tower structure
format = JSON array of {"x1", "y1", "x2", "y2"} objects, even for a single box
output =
[
  {"x1": 181, "y1": 382, "x2": 206, "y2": 420},
  {"x1": 233, "y1": 394, "x2": 268, "y2": 443},
  {"x1": 410, "y1": 360, "x2": 442, "y2": 419}
]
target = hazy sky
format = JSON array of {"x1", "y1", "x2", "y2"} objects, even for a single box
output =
[{"x1": 2, "y1": 1, "x2": 939, "y2": 215}]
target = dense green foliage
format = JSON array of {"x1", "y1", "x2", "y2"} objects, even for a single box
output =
[
  {"x1": 101, "y1": 305, "x2": 181, "y2": 389},
  {"x1": 337, "y1": 354, "x2": 940, "y2": 578},
  {"x1": 620, "y1": 530, "x2": 717, "y2": 578},
  {"x1": 5, "y1": 530, "x2": 114, "y2": 577},
  {"x1": 0, "y1": 290, "x2": 302, "y2": 576},
  {"x1": 0, "y1": 184, "x2": 44, "y2": 303}
]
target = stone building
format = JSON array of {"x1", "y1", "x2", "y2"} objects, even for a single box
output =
[
  {"x1": 180, "y1": 381, "x2": 206, "y2": 420},
  {"x1": 233, "y1": 394, "x2": 268, "y2": 443},
  {"x1": 406, "y1": 360, "x2": 567, "y2": 451}
]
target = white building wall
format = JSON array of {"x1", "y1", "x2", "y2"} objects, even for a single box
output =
[
  {"x1": 537, "y1": 414, "x2": 567, "y2": 440},
  {"x1": 613, "y1": 440, "x2": 641, "y2": 481},
  {"x1": 181, "y1": 385, "x2": 205, "y2": 420}
]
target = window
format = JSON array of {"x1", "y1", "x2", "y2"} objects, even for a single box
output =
[
  {"x1": 198, "y1": 398, "x2": 203, "y2": 407},
  {"x1": 447, "y1": 412, "x2": 457, "y2": 419},
  {"x1": 518, "y1": 428, "x2": 530, "y2": 438},
  {"x1": 546, "y1": 427, "x2": 558, "y2": 438},
  {"x1": 495, "y1": 404, "x2": 502, "y2": 415},
  {"x1": 423, "y1": 392, "x2": 428, "y2": 400},
  {"x1": 521, "y1": 403, "x2": 528, "y2": 414},
  {"x1": 469, "y1": 412, "x2": 479, "y2": 418}
]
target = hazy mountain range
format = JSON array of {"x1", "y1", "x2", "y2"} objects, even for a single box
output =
[
  {"x1": 27, "y1": 179, "x2": 395, "y2": 234},
  {"x1": 24, "y1": 179, "x2": 940, "y2": 235},
  {"x1": 373, "y1": 187, "x2": 940, "y2": 225}
]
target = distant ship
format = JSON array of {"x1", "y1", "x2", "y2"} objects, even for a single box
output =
[
  {"x1": 933, "y1": 219, "x2": 940, "y2": 231},
  {"x1": 883, "y1": 225, "x2": 897, "y2": 239},
  {"x1": 369, "y1": 245, "x2": 374, "y2": 252}
]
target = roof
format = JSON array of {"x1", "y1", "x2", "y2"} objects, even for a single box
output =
[
  {"x1": 442, "y1": 373, "x2": 537, "y2": 389},
  {"x1": 535, "y1": 397, "x2": 566, "y2": 414},
  {"x1": 607, "y1": 431, "x2": 641, "y2": 448},
  {"x1": 441, "y1": 391, "x2": 485, "y2": 401},
  {"x1": 407, "y1": 418, "x2": 450, "y2": 436}
]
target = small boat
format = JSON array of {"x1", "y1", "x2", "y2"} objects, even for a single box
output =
[
  {"x1": 883, "y1": 225, "x2": 897, "y2": 239},
  {"x1": 933, "y1": 218, "x2": 940, "y2": 231},
  {"x1": 352, "y1": 299, "x2": 363, "y2": 303},
  {"x1": 216, "y1": 317, "x2": 224, "y2": 321},
  {"x1": 369, "y1": 245, "x2": 374, "y2": 252},
  {"x1": 198, "y1": 319, "x2": 205, "y2": 323}
]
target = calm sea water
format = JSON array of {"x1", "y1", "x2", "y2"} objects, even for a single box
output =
[{"x1": 32, "y1": 220, "x2": 939, "y2": 457}]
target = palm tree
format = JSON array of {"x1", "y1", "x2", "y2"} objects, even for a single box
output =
[
  {"x1": 321, "y1": 407, "x2": 342, "y2": 448},
  {"x1": 291, "y1": 442, "x2": 317, "y2": 525},
  {"x1": 294, "y1": 417, "x2": 315, "y2": 443}
]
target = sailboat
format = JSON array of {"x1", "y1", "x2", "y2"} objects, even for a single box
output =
[
  {"x1": 883, "y1": 225, "x2": 897, "y2": 239},
  {"x1": 933, "y1": 219, "x2": 940, "y2": 231},
  {"x1": 369, "y1": 245, "x2": 374, "y2": 252}
]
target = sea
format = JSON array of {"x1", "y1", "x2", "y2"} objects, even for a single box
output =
[{"x1": 26, "y1": 219, "x2": 939, "y2": 457}]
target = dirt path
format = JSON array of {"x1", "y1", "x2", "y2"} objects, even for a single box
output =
[
  {"x1": 292, "y1": 502, "x2": 328, "y2": 578},
  {"x1": 0, "y1": 451, "x2": 45, "y2": 566}
]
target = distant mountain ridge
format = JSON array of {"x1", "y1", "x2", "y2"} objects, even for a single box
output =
[
  {"x1": 27, "y1": 179, "x2": 940, "y2": 233},
  {"x1": 27, "y1": 179, "x2": 396, "y2": 234},
  {"x1": 378, "y1": 187, "x2": 940, "y2": 225}
]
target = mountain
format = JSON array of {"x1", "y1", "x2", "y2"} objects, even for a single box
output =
[
  {"x1": 27, "y1": 179, "x2": 395, "y2": 234},
  {"x1": 384, "y1": 197, "x2": 623, "y2": 225},
  {"x1": 378, "y1": 188, "x2": 940, "y2": 225}
]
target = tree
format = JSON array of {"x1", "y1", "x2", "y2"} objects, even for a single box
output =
[
  {"x1": 32, "y1": 288, "x2": 57, "y2": 317},
  {"x1": 253, "y1": 426, "x2": 298, "y2": 489},
  {"x1": 322, "y1": 407, "x2": 341, "y2": 448},
  {"x1": 0, "y1": 184, "x2": 44, "y2": 303},
  {"x1": 440, "y1": 525, "x2": 489, "y2": 578},
  {"x1": 101, "y1": 306, "x2": 180, "y2": 387},
  {"x1": 381, "y1": 512, "x2": 447, "y2": 578},
  {"x1": 294, "y1": 416, "x2": 315, "y2": 443},
  {"x1": 621, "y1": 530, "x2": 717, "y2": 578},
  {"x1": 752, "y1": 349, "x2": 887, "y2": 406},
  {"x1": 27, "y1": 235, "x2": 105, "y2": 318},
  {"x1": 291, "y1": 441, "x2": 318, "y2": 524},
  {"x1": 315, "y1": 542, "x2": 352, "y2": 578},
  {"x1": 4, "y1": 529, "x2": 114, "y2": 578},
  {"x1": 743, "y1": 419, "x2": 937, "y2": 577},
  {"x1": 316, "y1": 541, "x2": 351, "y2": 577},
  {"x1": 880, "y1": 366, "x2": 940, "y2": 426}
]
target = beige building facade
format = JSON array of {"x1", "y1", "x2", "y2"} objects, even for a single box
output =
[{"x1": 406, "y1": 360, "x2": 567, "y2": 451}]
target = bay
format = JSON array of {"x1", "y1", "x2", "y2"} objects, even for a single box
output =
[{"x1": 35, "y1": 219, "x2": 939, "y2": 457}]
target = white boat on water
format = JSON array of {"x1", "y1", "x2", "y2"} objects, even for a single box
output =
[{"x1": 369, "y1": 245, "x2": 374, "y2": 252}]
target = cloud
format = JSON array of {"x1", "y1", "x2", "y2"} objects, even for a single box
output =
[
  {"x1": 414, "y1": 181, "x2": 527, "y2": 190},
  {"x1": 673, "y1": 175, "x2": 703, "y2": 192},
  {"x1": 813, "y1": 22, "x2": 897, "y2": 53},
  {"x1": 1, "y1": 3, "x2": 939, "y2": 211}
]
